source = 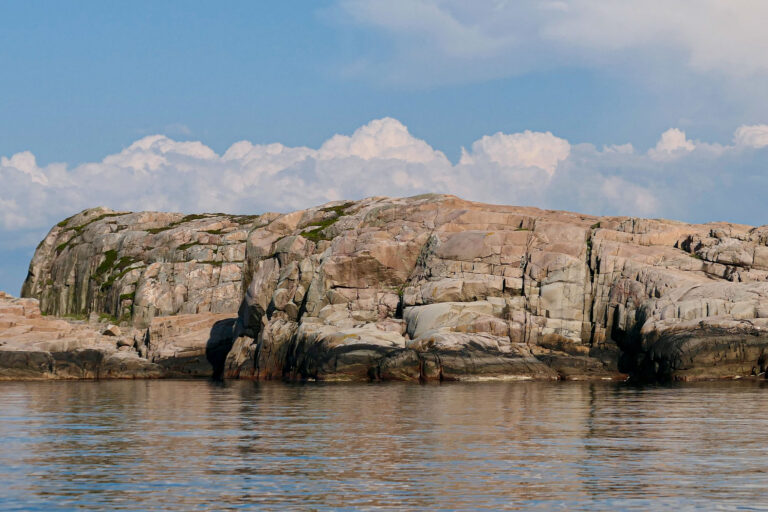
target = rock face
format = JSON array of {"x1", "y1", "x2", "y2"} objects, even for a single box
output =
[
  {"x1": 21, "y1": 207, "x2": 269, "y2": 327},
  {"x1": 13, "y1": 194, "x2": 768, "y2": 381},
  {"x1": 226, "y1": 195, "x2": 768, "y2": 382},
  {"x1": 0, "y1": 291, "x2": 160, "y2": 379},
  {"x1": 0, "y1": 291, "x2": 236, "y2": 380}
]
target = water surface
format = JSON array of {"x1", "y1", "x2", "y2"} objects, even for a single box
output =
[{"x1": 1, "y1": 379, "x2": 767, "y2": 511}]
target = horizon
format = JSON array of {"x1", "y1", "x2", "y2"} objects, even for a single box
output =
[{"x1": 2, "y1": 1, "x2": 768, "y2": 293}]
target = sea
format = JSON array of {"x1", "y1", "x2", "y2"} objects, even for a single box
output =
[{"x1": 1, "y1": 379, "x2": 767, "y2": 511}]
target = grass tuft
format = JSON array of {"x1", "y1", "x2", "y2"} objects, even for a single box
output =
[{"x1": 302, "y1": 202, "x2": 355, "y2": 242}]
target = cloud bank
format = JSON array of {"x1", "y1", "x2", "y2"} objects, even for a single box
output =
[{"x1": 2, "y1": 117, "x2": 768, "y2": 238}]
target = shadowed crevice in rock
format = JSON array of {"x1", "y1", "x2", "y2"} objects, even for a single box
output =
[{"x1": 205, "y1": 318, "x2": 237, "y2": 381}]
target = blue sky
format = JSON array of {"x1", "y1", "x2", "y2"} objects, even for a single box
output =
[{"x1": 2, "y1": 1, "x2": 768, "y2": 293}]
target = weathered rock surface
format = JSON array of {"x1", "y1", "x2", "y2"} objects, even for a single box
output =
[
  {"x1": 14, "y1": 194, "x2": 768, "y2": 382},
  {"x1": 22, "y1": 207, "x2": 270, "y2": 327},
  {"x1": 0, "y1": 291, "x2": 161, "y2": 379},
  {"x1": 226, "y1": 195, "x2": 768, "y2": 382},
  {"x1": 0, "y1": 291, "x2": 235, "y2": 379},
  {"x1": 143, "y1": 312, "x2": 237, "y2": 377}
]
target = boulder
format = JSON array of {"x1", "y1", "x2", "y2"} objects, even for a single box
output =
[{"x1": 102, "y1": 324, "x2": 121, "y2": 336}]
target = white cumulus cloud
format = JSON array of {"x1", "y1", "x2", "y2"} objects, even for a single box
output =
[
  {"x1": 317, "y1": 117, "x2": 447, "y2": 163},
  {"x1": 459, "y1": 130, "x2": 570, "y2": 176},
  {"x1": 648, "y1": 128, "x2": 696, "y2": 160},
  {"x1": 1, "y1": 118, "x2": 767, "y2": 248},
  {"x1": 734, "y1": 124, "x2": 768, "y2": 148}
]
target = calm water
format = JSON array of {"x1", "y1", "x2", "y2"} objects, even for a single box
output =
[{"x1": 1, "y1": 380, "x2": 767, "y2": 511}]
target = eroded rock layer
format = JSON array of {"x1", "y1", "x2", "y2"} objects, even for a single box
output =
[{"x1": 14, "y1": 194, "x2": 768, "y2": 381}]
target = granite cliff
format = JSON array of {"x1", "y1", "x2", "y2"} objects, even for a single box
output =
[{"x1": 6, "y1": 194, "x2": 768, "y2": 381}]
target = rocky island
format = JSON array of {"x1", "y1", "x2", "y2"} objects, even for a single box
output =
[{"x1": 3, "y1": 194, "x2": 768, "y2": 382}]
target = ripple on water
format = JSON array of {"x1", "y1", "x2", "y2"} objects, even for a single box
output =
[{"x1": 1, "y1": 380, "x2": 768, "y2": 511}]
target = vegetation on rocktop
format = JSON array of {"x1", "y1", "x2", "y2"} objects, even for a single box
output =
[
  {"x1": 71, "y1": 213, "x2": 125, "y2": 234},
  {"x1": 302, "y1": 218, "x2": 340, "y2": 243},
  {"x1": 147, "y1": 214, "x2": 207, "y2": 234},
  {"x1": 320, "y1": 202, "x2": 355, "y2": 216},
  {"x1": 302, "y1": 202, "x2": 355, "y2": 242},
  {"x1": 56, "y1": 213, "x2": 78, "y2": 228},
  {"x1": 53, "y1": 212, "x2": 127, "y2": 255},
  {"x1": 146, "y1": 213, "x2": 254, "y2": 235},
  {"x1": 232, "y1": 214, "x2": 261, "y2": 225}
]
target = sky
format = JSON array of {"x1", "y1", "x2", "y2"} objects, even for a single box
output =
[{"x1": 1, "y1": 0, "x2": 768, "y2": 294}]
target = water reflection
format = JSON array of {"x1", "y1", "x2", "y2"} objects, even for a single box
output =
[{"x1": 1, "y1": 380, "x2": 767, "y2": 510}]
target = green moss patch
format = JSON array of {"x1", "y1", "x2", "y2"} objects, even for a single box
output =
[
  {"x1": 180, "y1": 214, "x2": 207, "y2": 223},
  {"x1": 101, "y1": 266, "x2": 141, "y2": 291},
  {"x1": 62, "y1": 312, "x2": 88, "y2": 321},
  {"x1": 56, "y1": 213, "x2": 78, "y2": 228},
  {"x1": 119, "y1": 292, "x2": 136, "y2": 302},
  {"x1": 320, "y1": 201, "x2": 355, "y2": 215},
  {"x1": 146, "y1": 226, "x2": 172, "y2": 234},
  {"x1": 94, "y1": 250, "x2": 118, "y2": 277},
  {"x1": 99, "y1": 312, "x2": 118, "y2": 322},
  {"x1": 302, "y1": 202, "x2": 355, "y2": 242},
  {"x1": 71, "y1": 212, "x2": 126, "y2": 234},
  {"x1": 233, "y1": 214, "x2": 260, "y2": 225},
  {"x1": 53, "y1": 212, "x2": 127, "y2": 254},
  {"x1": 114, "y1": 256, "x2": 137, "y2": 272},
  {"x1": 302, "y1": 219, "x2": 338, "y2": 242},
  {"x1": 92, "y1": 252, "x2": 145, "y2": 291},
  {"x1": 177, "y1": 241, "x2": 200, "y2": 251},
  {"x1": 146, "y1": 213, "x2": 229, "y2": 235}
]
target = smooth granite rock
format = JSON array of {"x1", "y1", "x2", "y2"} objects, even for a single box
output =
[{"x1": 13, "y1": 194, "x2": 768, "y2": 381}]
